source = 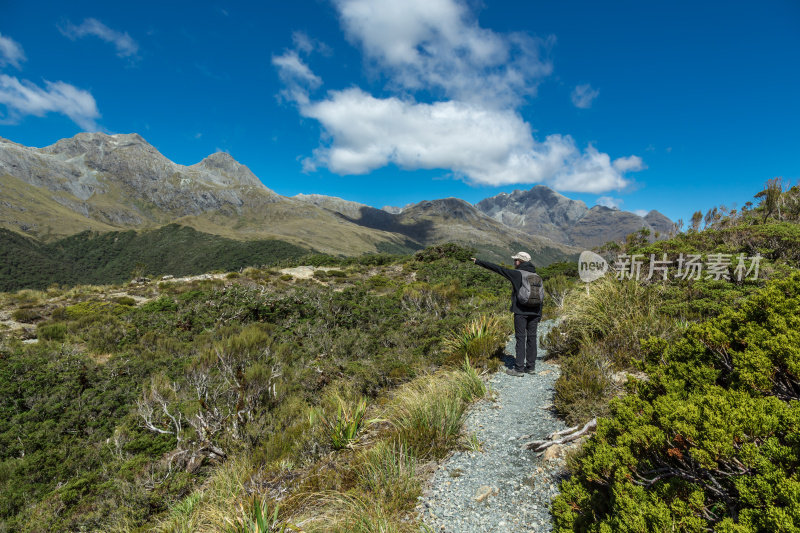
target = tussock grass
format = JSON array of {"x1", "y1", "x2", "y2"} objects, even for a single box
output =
[
  {"x1": 280, "y1": 360, "x2": 487, "y2": 532},
  {"x1": 441, "y1": 314, "x2": 507, "y2": 369},
  {"x1": 294, "y1": 492, "x2": 414, "y2": 533},
  {"x1": 385, "y1": 359, "x2": 486, "y2": 458},
  {"x1": 308, "y1": 394, "x2": 370, "y2": 450},
  {"x1": 546, "y1": 277, "x2": 676, "y2": 366},
  {"x1": 553, "y1": 345, "x2": 616, "y2": 425},
  {"x1": 154, "y1": 456, "x2": 254, "y2": 533},
  {"x1": 356, "y1": 440, "x2": 419, "y2": 513},
  {"x1": 544, "y1": 277, "x2": 678, "y2": 424}
]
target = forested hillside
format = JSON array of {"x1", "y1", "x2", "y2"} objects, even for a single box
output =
[{"x1": 0, "y1": 224, "x2": 312, "y2": 291}]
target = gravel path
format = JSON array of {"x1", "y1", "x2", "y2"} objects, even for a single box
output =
[{"x1": 419, "y1": 319, "x2": 566, "y2": 533}]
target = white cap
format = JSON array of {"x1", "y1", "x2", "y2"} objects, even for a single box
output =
[{"x1": 511, "y1": 251, "x2": 531, "y2": 262}]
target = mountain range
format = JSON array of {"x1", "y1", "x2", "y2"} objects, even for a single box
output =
[{"x1": 0, "y1": 132, "x2": 673, "y2": 270}]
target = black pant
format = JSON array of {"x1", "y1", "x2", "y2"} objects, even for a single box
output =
[{"x1": 514, "y1": 314, "x2": 540, "y2": 372}]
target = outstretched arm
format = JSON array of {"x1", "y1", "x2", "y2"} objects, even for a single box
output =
[{"x1": 472, "y1": 258, "x2": 515, "y2": 282}]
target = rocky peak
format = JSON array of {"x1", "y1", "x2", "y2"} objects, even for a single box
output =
[
  {"x1": 643, "y1": 210, "x2": 675, "y2": 235},
  {"x1": 476, "y1": 185, "x2": 588, "y2": 243},
  {"x1": 191, "y1": 152, "x2": 264, "y2": 188},
  {"x1": 475, "y1": 184, "x2": 673, "y2": 248},
  {"x1": 41, "y1": 132, "x2": 150, "y2": 157},
  {"x1": 407, "y1": 198, "x2": 481, "y2": 220}
]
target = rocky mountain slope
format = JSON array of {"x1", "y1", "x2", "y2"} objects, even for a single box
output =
[
  {"x1": 294, "y1": 194, "x2": 579, "y2": 265},
  {"x1": 1, "y1": 131, "x2": 666, "y2": 265},
  {"x1": 0, "y1": 133, "x2": 578, "y2": 264},
  {"x1": 476, "y1": 185, "x2": 674, "y2": 249},
  {"x1": 0, "y1": 133, "x2": 417, "y2": 255}
]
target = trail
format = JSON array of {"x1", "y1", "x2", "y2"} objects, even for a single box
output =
[{"x1": 419, "y1": 319, "x2": 567, "y2": 533}]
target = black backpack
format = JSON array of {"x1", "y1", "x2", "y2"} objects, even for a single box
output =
[{"x1": 517, "y1": 271, "x2": 544, "y2": 306}]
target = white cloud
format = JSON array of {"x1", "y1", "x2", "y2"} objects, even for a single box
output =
[
  {"x1": 292, "y1": 32, "x2": 315, "y2": 55},
  {"x1": 334, "y1": 0, "x2": 552, "y2": 106},
  {"x1": 275, "y1": 0, "x2": 642, "y2": 194},
  {"x1": 571, "y1": 83, "x2": 599, "y2": 109},
  {"x1": 634, "y1": 209, "x2": 649, "y2": 217},
  {"x1": 0, "y1": 74, "x2": 100, "y2": 130},
  {"x1": 0, "y1": 33, "x2": 26, "y2": 69},
  {"x1": 59, "y1": 18, "x2": 139, "y2": 58},
  {"x1": 299, "y1": 88, "x2": 631, "y2": 192},
  {"x1": 596, "y1": 196, "x2": 623, "y2": 209},
  {"x1": 612, "y1": 155, "x2": 645, "y2": 172},
  {"x1": 272, "y1": 50, "x2": 322, "y2": 105}
]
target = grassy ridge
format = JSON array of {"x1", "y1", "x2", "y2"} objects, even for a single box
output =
[{"x1": 0, "y1": 224, "x2": 310, "y2": 291}]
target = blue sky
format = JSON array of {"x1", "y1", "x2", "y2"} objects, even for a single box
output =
[{"x1": 1, "y1": 0, "x2": 798, "y2": 226}]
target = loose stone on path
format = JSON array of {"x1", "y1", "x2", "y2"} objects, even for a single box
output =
[{"x1": 419, "y1": 319, "x2": 566, "y2": 533}]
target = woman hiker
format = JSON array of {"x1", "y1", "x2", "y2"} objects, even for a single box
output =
[{"x1": 471, "y1": 252, "x2": 541, "y2": 377}]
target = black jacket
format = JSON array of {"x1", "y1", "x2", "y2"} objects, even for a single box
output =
[{"x1": 475, "y1": 259, "x2": 542, "y2": 317}]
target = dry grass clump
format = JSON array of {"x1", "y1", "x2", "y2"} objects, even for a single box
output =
[
  {"x1": 356, "y1": 440, "x2": 419, "y2": 513},
  {"x1": 280, "y1": 360, "x2": 486, "y2": 532},
  {"x1": 384, "y1": 360, "x2": 486, "y2": 459},
  {"x1": 293, "y1": 492, "x2": 413, "y2": 533},
  {"x1": 544, "y1": 277, "x2": 678, "y2": 424},
  {"x1": 153, "y1": 456, "x2": 254, "y2": 533},
  {"x1": 553, "y1": 345, "x2": 616, "y2": 425},
  {"x1": 545, "y1": 277, "x2": 676, "y2": 367}
]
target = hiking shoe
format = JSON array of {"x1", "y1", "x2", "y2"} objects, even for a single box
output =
[
  {"x1": 505, "y1": 368, "x2": 526, "y2": 377},
  {"x1": 524, "y1": 366, "x2": 536, "y2": 374}
]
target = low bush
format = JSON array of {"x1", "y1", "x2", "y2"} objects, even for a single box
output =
[
  {"x1": 553, "y1": 272, "x2": 800, "y2": 531},
  {"x1": 413, "y1": 242, "x2": 475, "y2": 263},
  {"x1": 11, "y1": 307, "x2": 40, "y2": 323},
  {"x1": 114, "y1": 296, "x2": 136, "y2": 306},
  {"x1": 37, "y1": 322, "x2": 67, "y2": 342}
]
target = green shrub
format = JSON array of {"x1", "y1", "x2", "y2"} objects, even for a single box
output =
[
  {"x1": 327, "y1": 270, "x2": 347, "y2": 278},
  {"x1": 11, "y1": 307, "x2": 40, "y2": 323},
  {"x1": 37, "y1": 322, "x2": 67, "y2": 342},
  {"x1": 413, "y1": 243, "x2": 475, "y2": 263},
  {"x1": 139, "y1": 295, "x2": 177, "y2": 314},
  {"x1": 114, "y1": 296, "x2": 136, "y2": 306},
  {"x1": 367, "y1": 274, "x2": 390, "y2": 287},
  {"x1": 64, "y1": 300, "x2": 126, "y2": 319},
  {"x1": 552, "y1": 272, "x2": 800, "y2": 531}
]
